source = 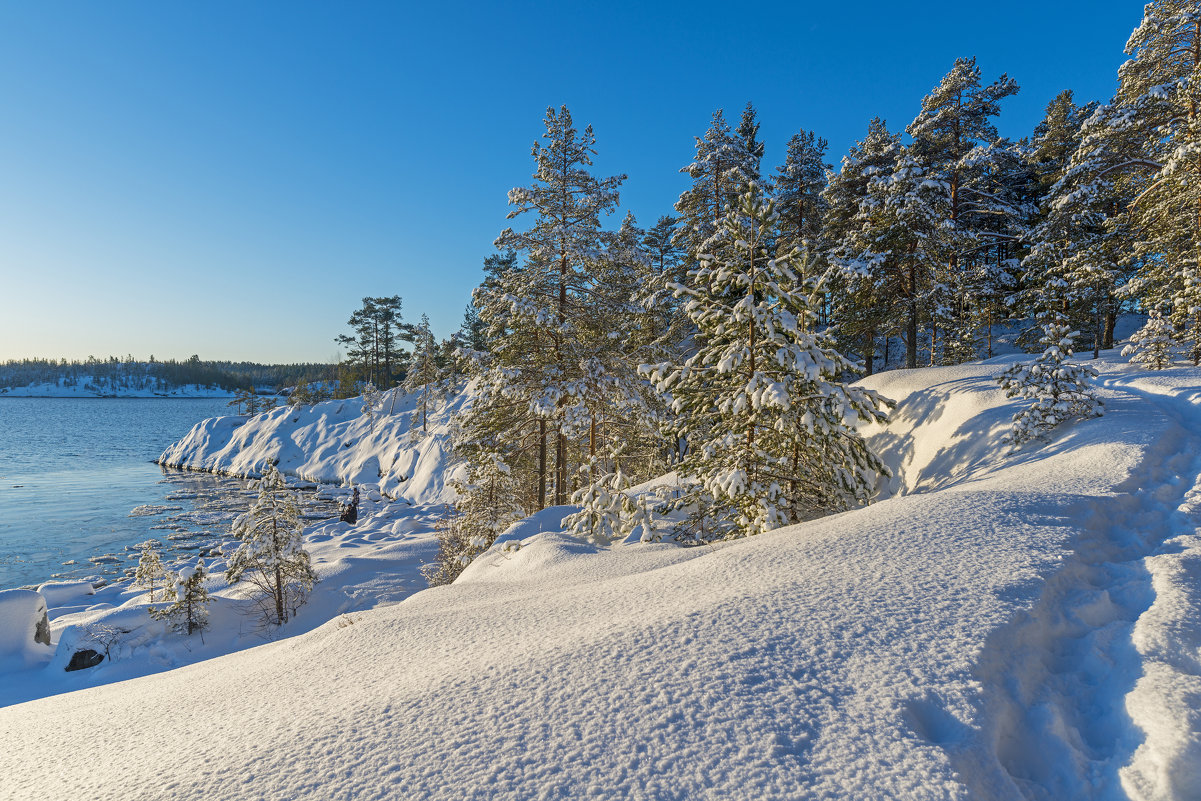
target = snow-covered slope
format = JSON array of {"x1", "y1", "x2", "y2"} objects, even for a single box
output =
[
  {"x1": 2, "y1": 357, "x2": 1199, "y2": 800},
  {"x1": 158, "y1": 387, "x2": 461, "y2": 506}
]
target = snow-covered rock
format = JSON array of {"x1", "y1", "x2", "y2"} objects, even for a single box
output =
[
  {"x1": 35, "y1": 581, "x2": 96, "y2": 609},
  {"x1": 0, "y1": 590, "x2": 51, "y2": 669},
  {"x1": 157, "y1": 387, "x2": 462, "y2": 506}
]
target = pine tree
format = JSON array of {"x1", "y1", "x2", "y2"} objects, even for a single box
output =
[
  {"x1": 997, "y1": 315, "x2": 1103, "y2": 447},
  {"x1": 360, "y1": 382, "x2": 382, "y2": 429},
  {"x1": 907, "y1": 57, "x2": 1021, "y2": 364},
  {"x1": 643, "y1": 185, "x2": 891, "y2": 539},
  {"x1": 423, "y1": 453, "x2": 524, "y2": 586},
  {"x1": 150, "y1": 558, "x2": 210, "y2": 635},
  {"x1": 776, "y1": 128, "x2": 831, "y2": 256},
  {"x1": 133, "y1": 540, "x2": 168, "y2": 601},
  {"x1": 561, "y1": 460, "x2": 638, "y2": 544},
  {"x1": 471, "y1": 105, "x2": 626, "y2": 510},
  {"x1": 635, "y1": 215, "x2": 691, "y2": 366},
  {"x1": 336, "y1": 296, "x2": 408, "y2": 387},
  {"x1": 1111, "y1": 1, "x2": 1201, "y2": 362},
  {"x1": 225, "y1": 465, "x2": 318, "y2": 626},
  {"x1": 1027, "y1": 99, "x2": 1135, "y2": 357},
  {"x1": 228, "y1": 386, "x2": 259, "y2": 416},
  {"x1": 824, "y1": 118, "x2": 906, "y2": 371},
  {"x1": 1122, "y1": 310, "x2": 1178, "y2": 369},
  {"x1": 674, "y1": 108, "x2": 761, "y2": 261}
]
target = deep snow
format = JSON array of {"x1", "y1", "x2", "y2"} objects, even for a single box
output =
[{"x1": 0, "y1": 353, "x2": 1198, "y2": 800}]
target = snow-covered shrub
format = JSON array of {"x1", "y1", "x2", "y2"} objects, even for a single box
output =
[
  {"x1": 1122, "y1": 311, "x2": 1176, "y2": 369},
  {"x1": 997, "y1": 316, "x2": 1103, "y2": 447},
  {"x1": 150, "y1": 559, "x2": 211, "y2": 636},
  {"x1": 133, "y1": 540, "x2": 168, "y2": 600},
  {"x1": 225, "y1": 465, "x2": 318, "y2": 626}
]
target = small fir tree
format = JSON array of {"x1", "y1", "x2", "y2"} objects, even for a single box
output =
[
  {"x1": 998, "y1": 315, "x2": 1104, "y2": 447},
  {"x1": 360, "y1": 382, "x2": 382, "y2": 429},
  {"x1": 225, "y1": 465, "x2": 318, "y2": 626},
  {"x1": 150, "y1": 558, "x2": 211, "y2": 636},
  {"x1": 1122, "y1": 311, "x2": 1177, "y2": 370},
  {"x1": 133, "y1": 540, "x2": 168, "y2": 600},
  {"x1": 403, "y1": 315, "x2": 439, "y2": 434}
]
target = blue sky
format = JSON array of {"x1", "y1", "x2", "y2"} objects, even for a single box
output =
[{"x1": 0, "y1": 1, "x2": 1141, "y2": 363}]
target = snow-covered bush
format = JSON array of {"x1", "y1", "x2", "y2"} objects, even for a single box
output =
[
  {"x1": 150, "y1": 559, "x2": 211, "y2": 636},
  {"x1": 80, "y1": 623, "x2": 130, "y2": 661},
  {"x1": 133, "y1": 540, "x2": 168, "y2": 600},
  {"x1": 225, "y1": 465, "x2": 318, "y2": 626},
  {"x1": 998, "y1": 316, "x2": 1103, "y2": 447},
  {"x1": 1122, "y1": 311, "x2": 1176, "y2": 369}
]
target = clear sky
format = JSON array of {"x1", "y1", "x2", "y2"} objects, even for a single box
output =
[{"x1": 0, "y1": 1, "x2": 1142, "y2": 364}]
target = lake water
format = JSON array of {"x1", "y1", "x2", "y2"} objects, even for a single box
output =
[{"x1": 0, "y1": 398, "x2": 247, "y2": 590}]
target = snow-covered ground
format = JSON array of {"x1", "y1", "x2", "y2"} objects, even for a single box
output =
[
  {"x1": 1, "y1": 351, "x2": 1199, "y2": 800},
  {"x1": 0, "y1": 377, "x2": 234, "y2": 398}
]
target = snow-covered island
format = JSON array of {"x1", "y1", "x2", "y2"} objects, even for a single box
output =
[
  {"x1": 1, "y1": 351, "x2": 1198, "y2": 800},
  {"x1": 0, "y1": 378, "x2": 235, "y2": 398}
]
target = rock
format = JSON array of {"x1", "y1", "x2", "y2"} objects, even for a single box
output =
[{"x1": 65, "y1": 649, "x2": 104, "y2": 672}]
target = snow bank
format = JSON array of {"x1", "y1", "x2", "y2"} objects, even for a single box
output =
[
  {"x1": 2, "y1": 356, "x2": 1199, "y2": 800},
  {"x1": 157, "y1": 387, "x2": 462, "y2": 506}
]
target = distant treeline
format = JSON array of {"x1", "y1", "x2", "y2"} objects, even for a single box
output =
[{"x1": 0, "y1": 356, "x2": 337, "y2": 393}]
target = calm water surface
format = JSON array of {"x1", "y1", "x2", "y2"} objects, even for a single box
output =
[{"x1": 0, "y1": 398, "x2": 246, "y2": 589}]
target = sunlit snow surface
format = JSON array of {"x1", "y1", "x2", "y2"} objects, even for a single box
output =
[{"x1": 1, "y1": 357, "x2": 1199, "y2": 800}]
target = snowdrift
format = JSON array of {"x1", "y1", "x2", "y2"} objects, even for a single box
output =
[{"x1": 2, "y1": 356, "x2": 1200, "y2": 800}]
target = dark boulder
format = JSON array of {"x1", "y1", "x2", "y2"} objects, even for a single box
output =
[{"x1": 65, "y1": 649, "x2": 104, "y2": 672}]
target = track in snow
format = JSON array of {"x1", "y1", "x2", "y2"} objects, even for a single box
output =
[{"x1": 952, "y1": 378, "x2": 1201, "y2": 800}]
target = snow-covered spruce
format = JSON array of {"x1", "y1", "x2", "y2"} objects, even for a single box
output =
[
  {"x1": 998, "y1": 316, "x2": 1103, "y2": 447},
  {"x1": 1122, "y1": 310, "x2": 1176, "y2": 370},
  {"x1": 643, "y1": 184, "x2": 890, "y2": 539},
  {"x1": 225, "y1": 465, "x2": 318, "y2": 626},
  {"x1": 149, "y1": 558, "x2": 211, "y2": 636}
]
